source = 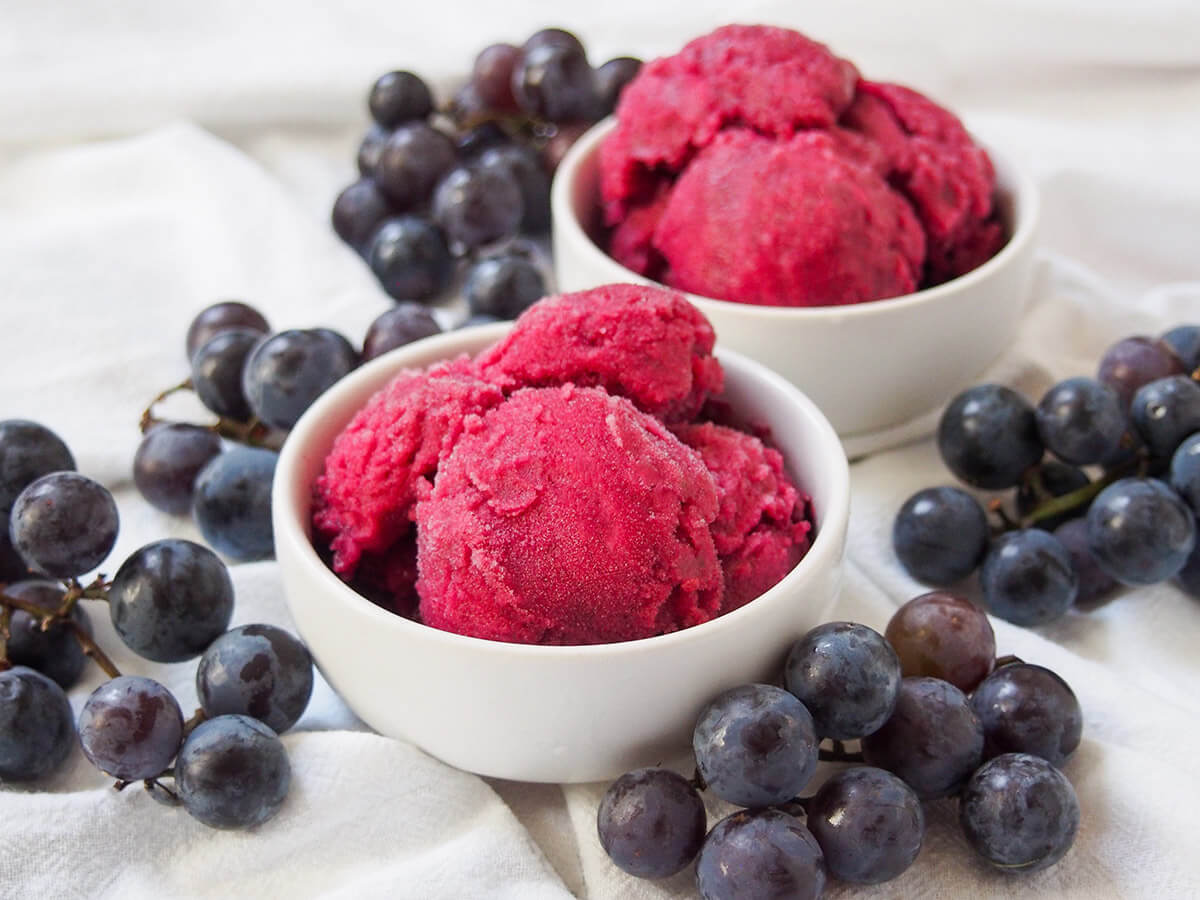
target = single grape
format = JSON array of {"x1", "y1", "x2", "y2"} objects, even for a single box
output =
[
  {"x1": 1162, "y1": 324, "x2": 1200, "y2": 372},
  {"x1": 696, "y1": 808, "x2": 825, "y2": 900},
  {"x1": 784, "y1": 622, "x2": 900, "y2": 740},
  {"x1": 196, "y1": 624, "x2": 314, "y2": 734},
  {"x1": 242, "y1": 329, "x2": 356, "y2": 431},
  {"x1": 693, "y1": 683, "x2": 818, "y2": 808},
  {"x1": 937, "y1": 384, "x2": 1043, "y2": 489},
  {"x1": 463, "y1": 253, "x2": 546, "y2": 320},
  {"x1": 368, "y1": 70, "x2": 433, "y2": 128},
  {"x1": 1171, "y1": 432, "x2": 1200, "y2": 512},
  {"x1": 523, "y1": 27, "x2": 587, "y2": 55},
  {"x1": 472, "y1": 43, "x2": 522, "y2": 111},
  {"x1": 0, "y1": 419, "x2": 76, "y2": 513},
  {"x1": 980, "y1": 529, "x2": 1078, "y2": 626},
  {"x1": 133, "y1": 424, "x2": 224, "y2": 516},
  {"x1": 77, "y1": 676, "x2": 184, "y2": 781},
  {"x1": 1098, "y1": 335, "x2": 1187, "y2": 409},
  {"x1": 596, "y1": 768, "x2": 706, "y2": 879},
  {"x1": 108, "y1": 538, "x2": 234, "y2": 662},
  {"x1": 959, "y1": 753, "x2": 1079, "y2": 872},
  {"x1": 432, "y1": 165, "x2": 523, "y2": 251},
  {"x1": 10, "y1": 472, "x2": 118, "y2": 579},
  {"x1": 356, "y1": 124, "x2": 389, "y2": 177},
  {"x1": 449, "y1": 83, "x2": 488, "y2": 123},
  {"x1": 970, "y1": 663, "x2": 1082, "y2": 767},
  {"x1": 861, "y1": 676, "x2": 984, "y2": 799},
  {"x1": 1035, "y1": 376, "x2": 1126, "y2": 465},
  {"x1": 476, "y1": 144, "x2": 551, "y2": 233},
  {"x1": 0, "y1": 666, "x2": 76, "y2": 782},
  {"x1": 1015, "y1": 461, "x2": 1090, "y2": 531},
  {"x1": 331, "y1": 179, "x2": 394, "y2": 253},
  {"x1": 1086, "y1": 477, "x2": 1196, "y2": 585},
  {"x1": 595, "y1": 56, "x2": 643, "y2": 116},
  {"x1": 884, "y1": 591, "x2": 996, "y2": 693},
  {"x1": 185, "y1": 302, "x2": 269, "y2": 362},
  {"x1": 192, "y1": 446, "x2": 277, "y2": 561},
  {"x1": 175, "y1": 714, "x2": 291, "y2": 829},
  {"x1": 3, "y1": 580, "x2": 91, "y2": 689},
  {"x1": 512, "y1": 41, "x2": 599, "y2": 122},
  {"x1": 361, "y1": 303, "x2": 441, "y2": 361},
  {"x1": 1130, "y1": 375, "x2": 1200, "y2": 461},
  {"x1": 455, "y1": 121, "x2": 511, "y2": 159},
  {"x1": 1052, "y1": 518, "x2": 1119, "y2": 608},
  {"x1": 807, "y1": 766, "x2": 924, "y2": 884},
  {"x1": 1176, "y1": 533, "x2": 1200, "y2": 598},
  {"x1": 367, "y1": 216, "x2": 454, "y2": 301},
  {"x1": 892, "y1": 485, "x2": 989, "y2": 585},
  {"x1": 310, "y1": 328, "x2": 360, "y2": 371},
  {"x1": 190, "y1": 328, "x2": 259, "y2": 421},
  {"x1": 374, "y1": 122, "x2": 457, "y2": 209}
]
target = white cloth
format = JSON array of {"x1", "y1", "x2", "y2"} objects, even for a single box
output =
[{"x1": 2, "y1": 2, "x2": 1200, "y2": 898}]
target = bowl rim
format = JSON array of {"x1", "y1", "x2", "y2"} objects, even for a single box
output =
[
  {"x1": 273, "y1": 323, "x2": 851, "y2": 661},
  {"x1": 551, "y1": 115, "x2": 1041, "y2": 320}
]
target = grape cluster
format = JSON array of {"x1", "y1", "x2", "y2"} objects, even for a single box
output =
[
  {"x1": 597, "y1": 605, "x2": 1082, "y2": 894},
  {"x1": 333, "y1": 27, "x2": 640, "y2": 323},
  {"x1": 894, "y1": 323, "x2": 1200, "y2": 624},
  {"x1": 0, "y1": 421, "x2": 313, "y2": 830}
]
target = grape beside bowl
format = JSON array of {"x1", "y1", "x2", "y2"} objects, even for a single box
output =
[{"x1": 272, "y1": 324, "x2": 850, "y2": 783}]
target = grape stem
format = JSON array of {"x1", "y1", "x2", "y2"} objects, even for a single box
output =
[
  {"x1": 994, "y1": 654, "x2": 1026, "y2": 669},
  {"x1": 139, "y1": 378, "x2": 195, "y2": 434},
  {"x1": 182, "y1": 707, "x2": 209, "y2": 738},
  {"x1": 0, "y1": 588, "x2": 123, "y2": 679},
  {"x1": 1016, "y1": 448, "x2": 1146, "y2": 529},
  {"x1": 140, "y1": 379, "x2": 284, "y2": 450},
  {"x1": 818, "y1": 740, "x2": 864, "y2": 764}
]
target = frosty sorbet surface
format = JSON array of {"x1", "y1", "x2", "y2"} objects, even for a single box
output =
[
  {"x1": 311, "y1": 284, "x2": 814, "y2": 644},
  {"x1": 600, "y1": 25, "x2": 1004, "y2": 307}
]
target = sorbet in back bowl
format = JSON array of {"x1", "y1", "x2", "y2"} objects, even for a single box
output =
[
  {"x1": 310, "y1": 283, "x2": 815, "y2": 645},
  {"x1": 600, "y1": 24, "x2": 1005, "y2": 306}
]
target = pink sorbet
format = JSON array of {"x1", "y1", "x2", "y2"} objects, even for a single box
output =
[
  {"x1": 415, "y1": 385, "x2": 723, "y2": 644},
  {"x1": 673, "y1": 422, "x2": 813, "y2": 611}
]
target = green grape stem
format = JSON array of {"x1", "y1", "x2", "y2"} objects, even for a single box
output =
[
  {"x1": 1016, "y1": 445, "x2": 1148, "y2": 529},
  {"x1": 0, "y1": 587, "x2": 122, "y2": 679}
]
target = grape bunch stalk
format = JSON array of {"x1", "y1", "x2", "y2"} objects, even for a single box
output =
[
  {"x1": 0, "y1": 419, "x2": 314, "y2": 830},
  {"x1": 598, "y1": 600, "x2": 1083, "y2": 897},
  {"x1": 893, "y1": 323, "x2": 1200, "y2": 625}
]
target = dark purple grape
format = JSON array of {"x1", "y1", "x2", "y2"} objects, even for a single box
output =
[
  {"x1": 1097, "y1": 335, "x2": 1186, "y2": 410},
  {"x1": 1086, "y1": 477, "x2": 1195, "y2": 585},
  {"x1": 455, "y1": 121, "x2": 512, "y2": 159},
  {"x1": 1052, "y1": 518, "x2": 1119, "y2": 608},
  {"x1": 980, "y1": 529, "x2": 1077, "y2": 626},
  {"x1": 311, "y1": 328, "x2": 360, "y2": 371},
  {"x1": 175, "y1": 714, "x2": 290, "y2": 829},
  {"x1": 185, "y1": 302, "x2": 270, "y2": 362},
  {"x1": 1016, "y1": 461, "x2": 1090, "y2": 531},
  {"x1": 937, "y1": 384, "x2": 1043, "y2": 490},
  {"x1": 884, "y1": 591, "x2": 996, "y2": 693},
  {"x1": 970, "y1": 663, "x2": 1082, "y2": 767},
  {"x1": 356, "y1": 124, "x2": 389, "y2": 177},
  {"x1": 892, "y1": 485, "x2": 989, "y2": 585},
  {"x1": 0, "y1": 666, "x2": 75, "y2": 781},
  {"x1": 133, "y1": 424, "x2": 224, "y2": 516},
  {"x1": 1176, "y1": 532, "x2": 1200, "y2": 597},
  {"x1": 595, "y1": 56, "x2": 642, "y2": 116},
  {"x1": 77, "y1": 675, "x2": 184, "y2": 780},
  {"x1": 242, "y1": 329, "x2": 357, "y2": 431},
  {"x1": 693, "y1": 683, "x2": 818, "y2": 808},
  {"x1": 192, "y1": 446, "x2": 277, "y2": 561},
  {"x1": 196, "y1": 624, "x2": 314, "y2": 734},
  {"x1": 596, "y1": 768, "x2": 706, "y2": 879},
  {"x1": 861, "y1": 676, "x2": 984, "y2": 799},
  {"x1": 1162, "y1": 324, "x2": 1200, "y2": 372},
  {"x1": 523, "y1": 27, "x2": 587, "y2": 55},
  {"x1": 374, "y1": 122, "x2": 457, "y2": 209},
  {"x1": 1, "y1": 530, "x2": 28, "y2": 582},
  {"x1": 959, "y1": 753, "x2": 1079, "y2": 872},
  {"x1": 472, "y1": 43, "x2": 522, "y2": 111},
  {"x1": 190, "y1": 328, "x2": 259, "y2": 421},
  {"x1": 511, "y1": 41, "x2": 600, "y2": 122},
  {"x1": 541, "y1": 122, "x2": 590, "y2": 173},
  {"x1": 108, "y1": 538, "x2": 234, "y2": 662},
  {"x1": 1130, "y1": 375, "x2": 1200, "y2": 461},
  {"x1": 362, "y1": 303, "x2": 441, "y2": 361},
  {"x1": 432, "y1": 165, "x2": 523, "y2": 250},
  {"x1": 0, "y1": 419, "x2": 75, "y2": 513},
  {"x1": 3, "y1": 580, "x2": 91, "y2": 689},
  {"x1": 10, "y1": 472, "x2": 118, "y2": 579},
  {"x1": 1171, "y1": 432, "x2": 1200, "y2": 512},
  {"x1": 367, "y1": 216, "x2": 454, "y2": 301},
  {"x1": 807, "y1": 766, "x2": 924, "y2": 884},
  {"x1": 368, "y1": 70, "x2": 433, "y2": 128},
  {"x1": 464, "y1": 254, "x2": 546, "y2": 320},
  {"x1": 1035, "y1": 376, "x2": 1126, "y2": 465},
  {"x1": 784, "y1": 622, "x2": 900, "y2": 740},
  {"x1": 696, "y1": 808, "x2": 825, "y2": 900},
  {"x1": 449, "y1": 83, "x2": 488, "y2": 123},
  {"x1": 459, "y1": 313, "x2": 502, "y2": 329},
  {"x1": 332, "y1": 179, "x2": 393, "y2": 252},
  {"x1": 476, "y1": 144, "x2": 551, "y2": 233}
]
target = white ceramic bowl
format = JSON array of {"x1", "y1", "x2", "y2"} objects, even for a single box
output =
[
  {"x1": 552, "y1": 118, "x2": 1040, "y2": 453},
  {"x1": 273, "y1": 324, "x2": 850, "y2": 783}
]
